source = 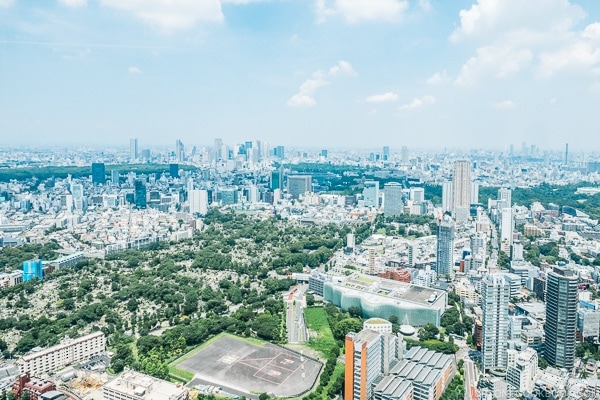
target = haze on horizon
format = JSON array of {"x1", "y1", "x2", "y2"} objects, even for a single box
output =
[{"x1": 2, "y1": 0, "x2": 600, "y2": 151}]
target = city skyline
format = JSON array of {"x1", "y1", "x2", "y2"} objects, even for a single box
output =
[{"x1": 2, "y1": 1, "x2": 600, "y2": 149}]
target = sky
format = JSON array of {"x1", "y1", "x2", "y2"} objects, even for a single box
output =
[{"x1": 2, "y1": 0, "x2": 600, "y2": 151}]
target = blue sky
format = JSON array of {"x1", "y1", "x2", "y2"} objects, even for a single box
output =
[{"x1": 2, "y1": 0, "x2": 600, "y2": 151}]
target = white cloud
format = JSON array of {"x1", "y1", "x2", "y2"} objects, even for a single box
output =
[
  {"x1": 418, "y1": 0, "x2": 431, "y2": 12},
  {"x1": 398, "y1": 95, "x2": 435, "y2": 111},
  {"x1": 538, "y1": 23, "x2": 600, "y2": 77},
  {"x1": 288, "y1": 61, "x2": 356, "y2": 107},
  {"x1": 426, "y1": 70, "x2": 449, "y2": 85},
  {"x1": 450, "y1": 0, "x2": 585, "y2": 43},
  {"x1": 0, "y1": 0, "x2": 14, "y2": 7},
  {"x1": 448, "y1": 0, "x2": 600, "y2": 84},
  {"x1": 59, "y1": 0, "x2": 87, "y2": 7},
  {"x1": 128, "y1": 66, "x2": 142, "y2": 74},
  {"x1": 492, "y1": 100, "x2": 514, "y2": 110},
  {"x1": 365, "y1": 92, "x2": 398, "y2": 103},
  {"x1": 315, "y1": 0, "x2": 409, "y2": 23},
  {"x1": 455, "y1": 45, "x2": 532, "y2": 86},
  {"x1": 100, "y1": 0, "x2": 224, "y2": 31}
]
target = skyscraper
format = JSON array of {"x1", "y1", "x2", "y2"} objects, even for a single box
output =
[
  {"x1": 442, "y1": 181, "x2": 453, "y2": 213},
  {"x1": 175, "y1": 140, "x2": 185, "y2": 162},
  {"x1": 91, "y1": 163, "x2": 105, "y2": 185},
  {"x1": 435, "y1": 216, "x2": 455, "y2": 277},
  {"x1": 111, "y1": 170, "x2": 120, "y2": 186},
  {"x1": 134, "y1": 179, "x2": 147, "y2": 209},
  {"x1": 214, "y1": 138, "x2": 223, "y2": 161},
  {"x1": 273, "y1": 145, "x2": 285, "y2": 160},
  {"x1": 363, "y1": 180, "x2": 380, "y2": 208},
  {"x1": 544, "y1": 266, "x2": 578, "y2": 369},
  {"x1": 452, "y1": 160, "x2": 471, "y2": 222},
  {"x1": 288, "y1": 175, "x2": 312, "y2": 199},
  {"x1": 383, "y1": 182, "x2": 403, "y2": 217},
  {"x1": 500, "y1": 208, "x2": 513, "y2": 253},
  {"x1": 270, "y1": 166, "x2": 284, "y2": 191},
  {"x1": 130, "y1": 138, "x2": 138, "y2": 161},
  {"x1": 401, "y1": 146, "x2": 409, "y2": 164},
  {"x1": 481, "y1": 274, "x2": 510, "y2": 372},
  {"x1": 382, "y1": 146, "x2": 390, "y2": 161}
]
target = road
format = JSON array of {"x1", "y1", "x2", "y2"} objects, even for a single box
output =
[
  {"x1": 463, "y1": 358, "x2": 479, "y2": 400},
  {"x1": 285, "y1": 284, "x2": 309, "y2": 344}
]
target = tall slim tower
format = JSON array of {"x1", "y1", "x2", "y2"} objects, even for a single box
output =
[
  {"x1": 436, "y1": 215, "x2": 455, "y2": 277},
  {"x1": 498, "y1": 188, "x2": 512, "y2": 208},
  {"x1": 565, "y1": 143, "x2": 569, "y2": 165},
  {"x1": 442, "y1": 181, "x2": 453, "y2": 213},
  {"x1": 452, "y1": 159, "x2": 471, "y2": 222},
  {"x1": 545, "y1": 266, "x2": 578, "y2": 369},
  {"x1": 481, "y1": 274, "x2": 510, "y2": 372},
  {"x1": 363, "y1": 181, "x2": 380, "y2": 208},
  {"x1": 130, "y1": 138, "x2": 138, "y2": 161}
]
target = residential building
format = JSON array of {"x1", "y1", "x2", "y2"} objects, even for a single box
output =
[
  {"x1": 435, "y1": 216, "x2": 454, "y2": 277},
  {"x1": 452, "y1": 159, "x2": 471, "y2": 222},
  {"x1": 345, "y1": 329, "x2": 401, "y2": 400},
  {"x1": 481, "y1": 274, "x2": 510, "y2": 372},
  {"x1": 17, "y1": 332, "x2": 106, "y2": 377},
  {"x1": 544, "y1": 266, "x2": 578, "y2": 369},
  {"x1": 506, "y1": 348, "x2": 538, "y2": 393}
]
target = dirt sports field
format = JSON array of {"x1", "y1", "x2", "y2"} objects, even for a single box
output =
[{"x1": 176, "y1": 335, "x2": 322, "y2": 398}]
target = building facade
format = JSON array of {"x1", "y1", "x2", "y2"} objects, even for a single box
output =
[
  {"x1": 435, "y1": 216, "x2": 454, "y2": 277},
  {"x1": 544, "y1": 266, "x2": 578, "y2": 369},
  {"x1": 452, "y1": 160, "x2": 471, "y2": 222},
  {"x1": 383, "y1": 182, "x2": 403, "y2": 217},
  {"x1": 481, "y1": 274, "x2": 510, "y2": 372},
  {"x1": 17, "y1": 332, "x2": 106, "y2": 377}
]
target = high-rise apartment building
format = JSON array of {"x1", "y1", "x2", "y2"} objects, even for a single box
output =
[
  {"x1": 441, "y1": 181, "x2": 453, "y2": 213},
  {"x1": 452, "y1": 160, "x2": 471, "y2": 222},
  {"x1": 383, "y1": 182, "x2": 403, "y2": 217},
  {"x1": 481, "y1": 274, "x2": 510, "y2": 372},
  {"x1": 500, "y1": 208, "x2": 514, "y2": 253},
  {"x1": 214, "y1": 138, "x2": 223, "y2": 161},
  {"x1": 130, "y1": 138, "x2": 138, "y2": 161},
  {"x1": 382, "y1": 146, "x2": 390, "y2": 161},
  {"x1": 544, "y1": 266, "x2": 578, "y2": 369},
  {"x1": 91, "y1": 162, "x2": 105, "y2": 185},
  {"x1": 401, "y1": 146, "x2": 409, "y2": 164},
  {"x1": 435, "y1": 216, "x2": 454, "y2": 277},
  {"x1": 363, "y1": 181, "x2": 380, "y2": 208},
  {"x1": 345, "y1": 330, "x2": 401, "y2": 400}
]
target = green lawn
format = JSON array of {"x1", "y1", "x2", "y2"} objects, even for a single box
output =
[{"x1": 304, "y1": 307, "x2": 336, "y2": 356}]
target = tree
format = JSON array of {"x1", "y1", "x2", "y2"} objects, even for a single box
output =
[
  {"x1": 259, "y1": 393, "x2": 270, "y2": 400},
  {"x1": 333, "y1": 318, "x2": 362, "y2": 340},
  {"x1": 418, "y1": 324, "x2": 439, "y2": 341},
  {"x1": 348, "y1": 306, "x2": 362, "y2": 318}
]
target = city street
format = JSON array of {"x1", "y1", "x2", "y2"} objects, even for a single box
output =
[{"x1": 285, "y1": 284, "x2": 309, "y2": 344}]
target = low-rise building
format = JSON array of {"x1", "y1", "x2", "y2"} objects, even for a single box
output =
[
  {"x1": 102, "y1": 369, "x2": 189, "y2": 400},
  {"x1": 17, "y1": 331, "x2": 106, "y2": 376}
]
